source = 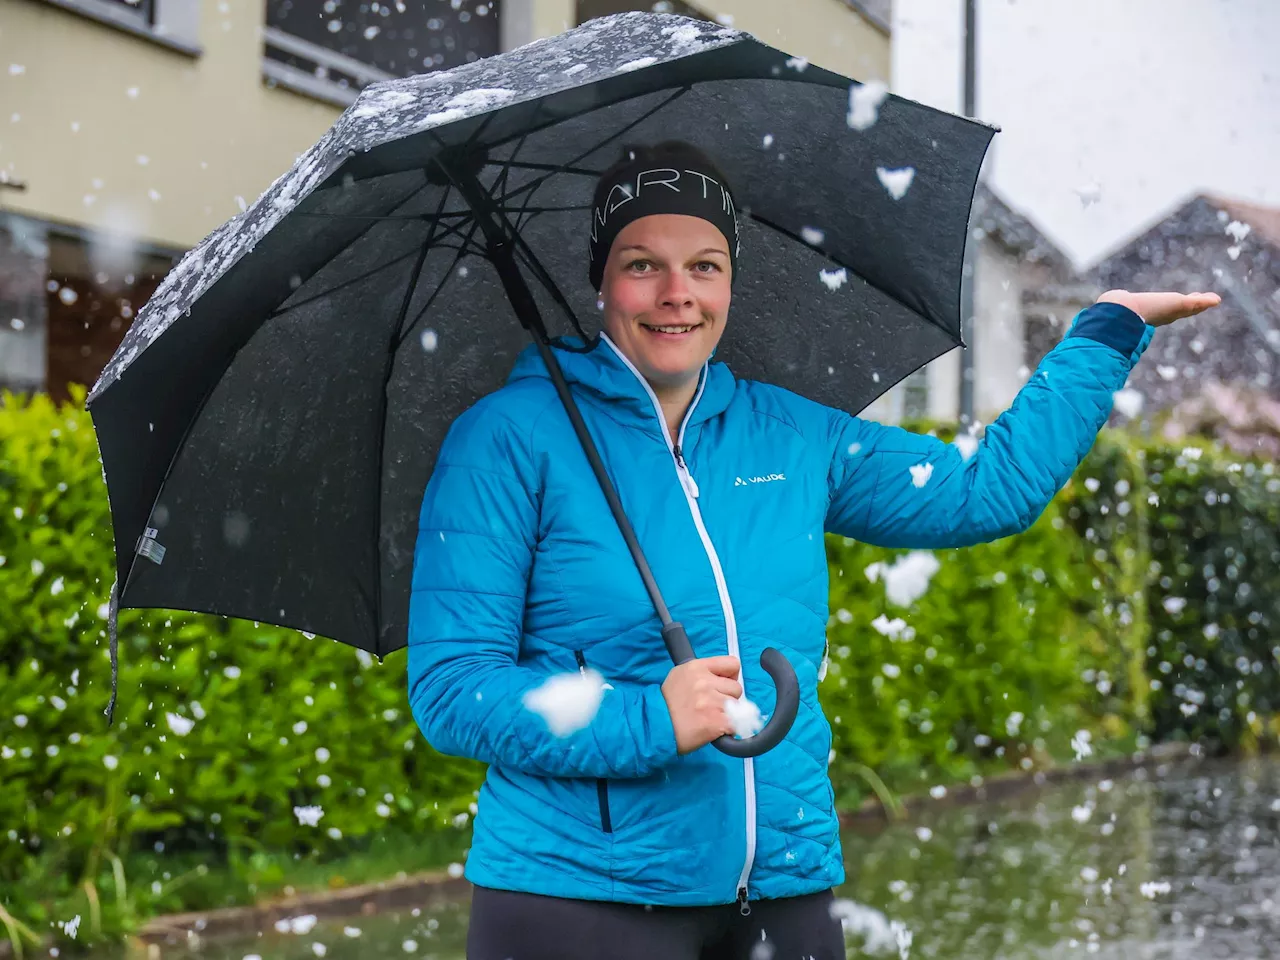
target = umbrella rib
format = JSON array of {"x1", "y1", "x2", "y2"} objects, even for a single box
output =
[
  {"x1": 265, "y1": 219, "x2": 477, "y2": 319},
  {"x1": 486, "y1": 99, "x2": 554, "y2": 232},
  {"x1": 743, "y1": 209, "x2": 958, "y2": 341},
  {"x1": 498, "y1": 160, "x2": 605, "y2": 178},
  {"x1": 488, "y1": 86, "x2": 693, "y2": 216},
  {"x1": 393, "y1": 215, "x2": 485, "y2": 351},
  {"x1": 513, "y1": 241, "x2": 591, "y2": 343},
  {"x1": 110, "y1": 175, "x2": 444, "y2": 597},
  {"x1": 434, "y1": 103, "x2": 593, "y2": 342},
  {"x1": 260, "y1": 177, "x2": 440, "y2": 317},
  {"x1": 370, "y1": 183, "x2": 449, "y2": 648},
  {"x1": 497, "y1": 204, "x2": 593, "y2": 215},
  {"x1": 292, "y1": 211, "x2": 472, "y2": 222},
  {"x1": 267, "y1": 246, "x2": 421, "y2": 318},
  {"x1": 426, "y1": 127, "x2": 590, "y2": 346},
  {"x1": 468, "y1": 93, "x2": 682, "y2": 334},
  {"x1": 461, "y1": 133, "x2": 591, "y2": 342}
]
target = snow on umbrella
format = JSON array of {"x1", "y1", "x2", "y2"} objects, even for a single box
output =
[{"x1": 86, "y1": 12, "x2": 995, "y2": 755}]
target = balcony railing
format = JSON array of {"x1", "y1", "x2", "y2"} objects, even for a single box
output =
[{"x1": 262, "y1": 25, "x2": 400, "y2": 107}]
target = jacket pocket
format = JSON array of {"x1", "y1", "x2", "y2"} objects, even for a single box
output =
[{"x1": 574, "y1": 649, "x2": 613, "y2": 834}]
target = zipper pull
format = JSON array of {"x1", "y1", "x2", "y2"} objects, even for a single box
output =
[
  {"x1": 737, "y1": 885, "x2": 751, "y2": 916},
  {"x1": 673, "y1": 445, "x2": 700, "y2": 499}
]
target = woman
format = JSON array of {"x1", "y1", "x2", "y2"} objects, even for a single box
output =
[{"x1": 406, "y1": 140, "x2": 1219, "y2": 959}]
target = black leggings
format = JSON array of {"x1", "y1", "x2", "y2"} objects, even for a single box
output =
[{"x1": 466, "y1": 884, "x2": 846, "y2": 960}]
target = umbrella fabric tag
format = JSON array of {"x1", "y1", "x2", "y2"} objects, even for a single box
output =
[{"x1": 136, "y1": 528, "x2": 166, "y2": 565}]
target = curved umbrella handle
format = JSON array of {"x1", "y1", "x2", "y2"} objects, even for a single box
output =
[{"x1": 661, "y1": 622, "x2": 800, "y2": 759}]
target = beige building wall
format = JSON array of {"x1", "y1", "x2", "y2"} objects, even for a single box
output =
[
  {"x1": 0, "y1": 0, "x2": 343, "y2": 252},
  {"x1": 505, "y1": 0, "x2": 577, "y2": 46}
]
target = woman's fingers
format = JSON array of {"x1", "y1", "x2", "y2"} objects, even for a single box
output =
[
  {"x1": 1096, "y1": 289, "x2": 1221, "y2": 326},
  {"x1": 712, "y1": 676, "x2": 744, "y2": 700},
  {"x1": 702, "y1": 655, "x2": 742, "y2": 678},
  {"x1": 1184, "y1": 292, "x2": 1222, "y2": 316},
  {"x1": 662, "y1": 656, "x2": 748, "y2": 753},
  {"x1": 1148, "y1": 291, "x2": 1221, "y2": 326}
]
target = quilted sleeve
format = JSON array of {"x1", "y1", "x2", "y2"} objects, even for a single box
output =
[
  {"x1": 406, "y1": 398, "x2": 679, "y2": 779},
  {"x1": 824, "y1": 302, "x2": 1154, "y2": 547}
]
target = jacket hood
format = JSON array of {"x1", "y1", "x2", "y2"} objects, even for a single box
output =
[{"x1": 506, "y1": 334, "x2": 736, "y2": 441}]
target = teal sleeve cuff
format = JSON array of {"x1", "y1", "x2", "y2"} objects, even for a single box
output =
[{"x1": 1066, "y1": 302, "x2": 1151, "y2": 360}]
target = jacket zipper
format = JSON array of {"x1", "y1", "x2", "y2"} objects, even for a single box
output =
[
  {"x1": 600, "y1": 334, "x2": 756, "y2": 912},
  {"x1": 574, "y1": 650, "x2": 613, "y2": 834}
]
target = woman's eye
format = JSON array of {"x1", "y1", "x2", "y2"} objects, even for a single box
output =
[
  {"x1": 628, "y1": 260, "x2": 651, "y2": 272},
  {"x1": 695, "y1": 261, "x2": 720, "y2": 273}
]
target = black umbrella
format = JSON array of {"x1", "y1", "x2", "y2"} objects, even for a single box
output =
[{"x1": 87, "y1": 12, "x2": 995, "y2": 756}]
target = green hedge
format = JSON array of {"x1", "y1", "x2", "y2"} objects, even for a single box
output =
[
  {"x1": 2, "y1": 390, "x2": 1278, "y2": 947},
  {"x1": 818, "y1": 426, "x2": 1152, "y2": 809},
  {"x1": 1139, "y1": 445, "x2": 1280, "y2": 745},
  {"x1": 1, "y1": 389, "x2": 482, "y2": 946}
]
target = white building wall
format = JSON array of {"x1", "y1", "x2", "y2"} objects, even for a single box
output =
[
  {"x1": 973, "y1": 246, "x2": 1025, "y2": 418},
  {"x1": 877, "y1": 0, "x2": 1031, "y2": 427}
]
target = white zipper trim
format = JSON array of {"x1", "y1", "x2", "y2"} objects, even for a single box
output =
[{"x1": 599, "y1": 333, "x2": 757, "y2": 902}]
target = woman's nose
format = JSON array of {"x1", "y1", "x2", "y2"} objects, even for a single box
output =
[{"x1": 660, "y1": 274, "x2": 694, "y2": 306}]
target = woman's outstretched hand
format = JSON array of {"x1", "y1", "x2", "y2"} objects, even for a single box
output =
[
  {"x1": 1095, "y1": 290, "x2": 1221, "y2": 327},
  {"x1": 661, "y1": 655, "x2": 742, "y2": 755}
]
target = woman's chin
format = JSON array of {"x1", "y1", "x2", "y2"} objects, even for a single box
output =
[{"x1": 637, "y1": 341, "x2": 698, "y2": 368}]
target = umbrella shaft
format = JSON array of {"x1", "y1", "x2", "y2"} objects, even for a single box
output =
[{"x1": 442, "y1": 160, "x2": 674, "y2": 629}]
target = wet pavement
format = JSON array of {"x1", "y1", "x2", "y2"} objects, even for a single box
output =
[{"x1": 105, "y1": 755, "x2": 1280, "y2": 959}]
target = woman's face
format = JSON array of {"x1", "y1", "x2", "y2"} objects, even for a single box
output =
[{"x1": 599, "y1": 214, "x2": 732, "y2": 393}]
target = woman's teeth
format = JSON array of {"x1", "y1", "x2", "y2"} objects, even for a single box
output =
[{"x1": 641, "y1": 323, "x2": 699, "y2": 334}]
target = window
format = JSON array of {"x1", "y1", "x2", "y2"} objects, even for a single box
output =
[
  {"x1": 900, "y1": 368, "x2": 930, "y2": 422},
  {"x1": 577, "y1": 0, "x2": 712, "y2": 25},
  {"x1": 263, "y1": 0, "x2": 502, "y2": 107},
  {"x1": 35, "y1": 0, "x2": 201, "y2": 56},
  {"x1": 44, "y1": 231, "x2": 175, "y2": 407},
  {"x1": 0, "y1": 214, "x2": 177, "y2": 404},
  {"x1": 0, "y1": 215, "x2": 48, "y2": 397},
  {"x1": 98, "y1": 0, "x2": 155, "y2": 24}
]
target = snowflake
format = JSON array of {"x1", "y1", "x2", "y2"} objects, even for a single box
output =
[
  {"x1": 523, "y1": 669, "x2": 605, "y2": 736},
  {"x1": 876, "y1": 166, "x2": 916, "y2": 201},
  {"x1": 847, "y1": 80, "x2": 889, "y2": 131},
  {"x1": 724, "y1": 695, "x2": 764, "y2": 738}
]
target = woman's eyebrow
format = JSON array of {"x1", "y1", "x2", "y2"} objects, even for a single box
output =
[{"x1": 617, "y1": 245, "x2": 728, "y2": 257}]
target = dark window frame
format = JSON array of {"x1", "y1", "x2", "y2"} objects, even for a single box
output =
[
  {"x1": 576, "y1": 0, "x2": 713, "y2": 25},
  {"x1": 29, "y1": 0, "x2": 202, "y2": 57},
  {"x1": 262, "y1": 1, "x2": 502, "y2": 107}
]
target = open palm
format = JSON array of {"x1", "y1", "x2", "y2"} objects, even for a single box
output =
[{"x1": 1096, "y1": 289, "x2": 1221, "y2": 327}]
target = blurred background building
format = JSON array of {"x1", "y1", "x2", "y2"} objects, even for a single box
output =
[
  {"x1": 3, "y1": 0, "x2": 1276, "y2": 442},
  {"x1": 888, "y1": 0, "x2": 1279, "y2": 440}
]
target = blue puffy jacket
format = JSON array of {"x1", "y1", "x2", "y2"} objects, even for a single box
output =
[{"x1": 407, "y1": 302, "x2": 1153, "y2": 907}]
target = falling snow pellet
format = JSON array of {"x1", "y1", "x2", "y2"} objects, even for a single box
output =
[{"x1": 909, "y1": 462, "x2": 933, "y2": 488}]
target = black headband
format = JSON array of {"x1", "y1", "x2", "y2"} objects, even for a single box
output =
[{"x1": 587, "y1": 162, "x2": 741, "y2": 292}]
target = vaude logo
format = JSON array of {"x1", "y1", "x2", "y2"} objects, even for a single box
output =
[{"x1": 734, "y1": 473, "x2": 787, "y2": 486}]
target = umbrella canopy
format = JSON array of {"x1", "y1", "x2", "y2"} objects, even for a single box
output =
[{"x1": 87, "y1": 12, "x2": 995, "y2": 680}]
